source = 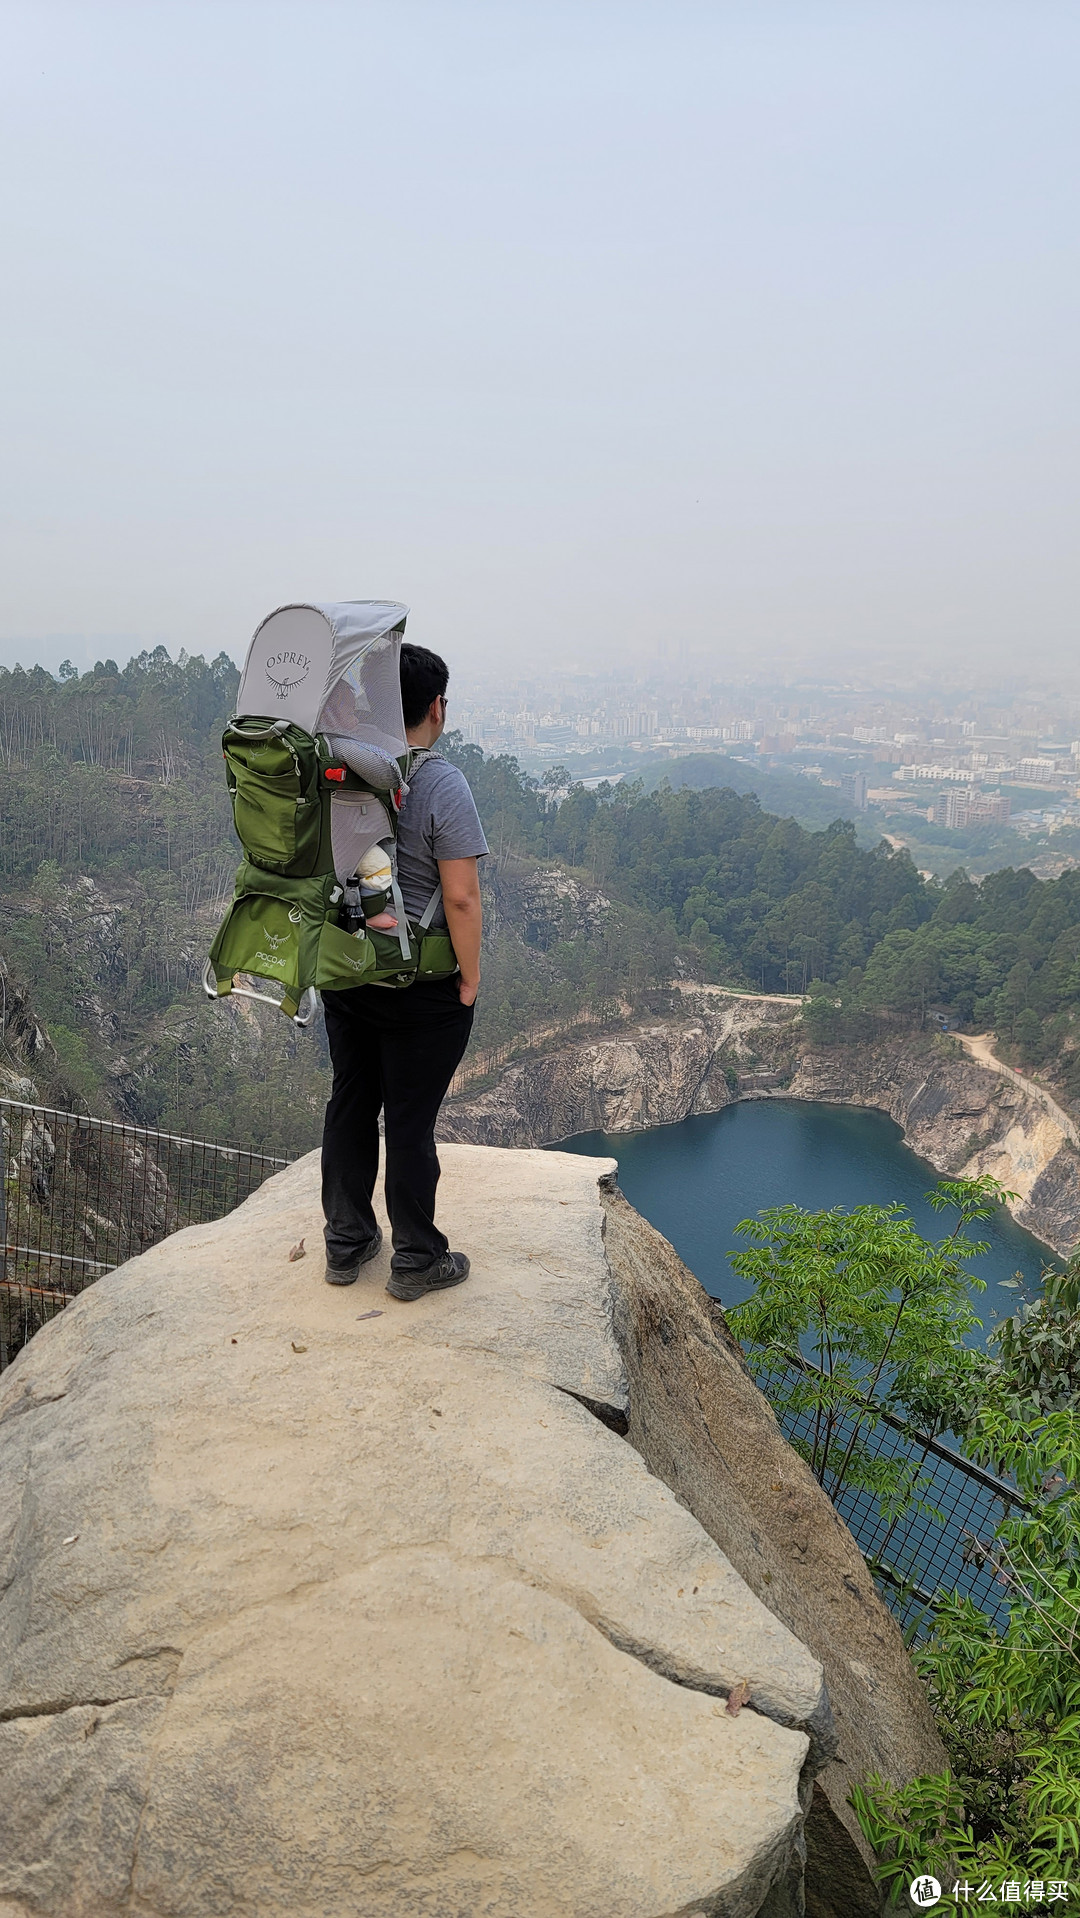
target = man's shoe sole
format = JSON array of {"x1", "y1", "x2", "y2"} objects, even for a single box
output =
[
  {"x1": 385, "y1": 1255, "x2": 470, "y2": 1303},
  {"x1": 324, "y1": 1231, "x2": 383, "y2": 1286}
]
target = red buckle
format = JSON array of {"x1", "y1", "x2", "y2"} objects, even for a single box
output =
[{"x1": 325, "y1": 766, "x2": 346, "y2": 783}]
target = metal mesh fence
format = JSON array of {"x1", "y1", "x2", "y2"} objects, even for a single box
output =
[
  {"x1": 754, "y1": 1352, "x2": 1028, "y2": 1637},
  {"x1": 0, "y1": 1099, "x2": 290, "y2": 1373}
]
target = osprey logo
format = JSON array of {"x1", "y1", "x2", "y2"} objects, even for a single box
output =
[
  {"x1": 264, "y1": 650, "x2": 311, "y2": 700},
  {"x1": 261, "y1": 929, "x2": 289, "y2": 951}
]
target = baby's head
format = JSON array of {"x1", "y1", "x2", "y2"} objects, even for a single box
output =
[{"x1": 357, "y1": 844, "x2": 392, "y2": 885}]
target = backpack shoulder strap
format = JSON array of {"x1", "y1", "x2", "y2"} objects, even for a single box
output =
[
  {"x1": 398, "y1": 752, "x2": 447, "y2": 944},
  {"x1": 417, "y1": 883, "x2": 443, "y2": 930},
  {"x1": 402, "y1": 746, "x2": 445, "y2": 781},
  {"x1": 388, "y1": 874, "x2": 413, "y2": 961}
]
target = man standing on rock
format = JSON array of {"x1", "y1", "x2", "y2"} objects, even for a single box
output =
[{"x1": 320, "y1": 644, "x2": 486, "y2": 1300}]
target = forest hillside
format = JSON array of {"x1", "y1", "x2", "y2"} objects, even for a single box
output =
[{"x1": 1, "y1": 651, "x2": 1078, "y2": 1154}]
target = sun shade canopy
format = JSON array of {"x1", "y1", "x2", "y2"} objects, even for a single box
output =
[{"x1": 235, "y1": 601, "x2": 409, "y2": 758}]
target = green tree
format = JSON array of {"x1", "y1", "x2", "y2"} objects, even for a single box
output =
[
  {"x1": 853, "y1": 1399, "x2": 1080, "y2": 1899},
  {"x1": 987, "y1": 1263, "x2": 1080, "y2": 1417},
  {"x1": 835, "y1": 1243, "x2": 1080, "y2": 1900},
  {"x1": 1015, "y1": 1005, "x2": 1045, "y2": 1062},
  {"x1": 728, "y1": 1180, "x2": 1002, "y2": 1513}
]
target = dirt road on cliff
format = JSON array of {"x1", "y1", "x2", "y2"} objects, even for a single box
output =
[{"x1": 955, "y1": 1033, "x2": 1079, "y2": 1151}]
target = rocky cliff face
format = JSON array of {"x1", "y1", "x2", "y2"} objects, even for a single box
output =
[
  {"x1": 1, "y1": 1145, "x2": 838, "y2": 1918},
  {"x1": 442, "y1": 991, "x2": 798, "y2": 1147},
  {"x1": 0, "y1": 960, "x2": 54, "y2": 1094},
  {"x1": 786, "y1": 1031, "x2": 1080, "y2": 1256},
  {"x1": 0, "y1": 1143, "x2": 951, "y2": 1918},
  {"x1": 443, "y1": 989, "x2": 1080, "y2": 1255}
]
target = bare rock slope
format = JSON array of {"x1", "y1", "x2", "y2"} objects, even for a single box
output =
[
  {"x1": 442, "y1": 993, "x2": 798, "y2": 1147},
  {"x1": 1, "y1": 1145, "x2": 830, "y2": 1918},
  {"x1": 789, "y1": 1031, "x2": 1080, "y2": 1255}
]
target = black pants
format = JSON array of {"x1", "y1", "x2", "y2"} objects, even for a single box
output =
[{"x1": 321, "y1": 978, "x2": 474, "y2": 1272}]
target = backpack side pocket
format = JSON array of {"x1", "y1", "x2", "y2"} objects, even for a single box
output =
[
  {"x1": 223, "y1": 722, "x2": 323, "y2": 876},
  {"x1": 316, "y1": 920, "x2": 377, "y2": 990}
]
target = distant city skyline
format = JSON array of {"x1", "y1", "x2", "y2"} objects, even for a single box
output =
[
  {"x1": 3, "y1": 2, "x2": 1078, "y2": 680},
  {"x1": 3, "y1": 630, "x2": 1080, "y2": 708}
]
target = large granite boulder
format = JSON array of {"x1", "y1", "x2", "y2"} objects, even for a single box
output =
[{"x1": 0, "y1": 1145, "x2": 828, "y2": 1918}]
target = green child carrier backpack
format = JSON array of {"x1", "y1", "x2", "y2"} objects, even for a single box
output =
[{"x1": 204, "y1": 601, "x2": 458, "y2": 1024}]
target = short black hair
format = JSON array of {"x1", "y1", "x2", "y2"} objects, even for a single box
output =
[{"x1": 400, "y1": 642, "x2": 449, "y2": 730}]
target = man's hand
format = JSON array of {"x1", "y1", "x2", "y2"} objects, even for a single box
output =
[{"x1": 458, "y1": 976, "x2": 480, "y2": 1007}]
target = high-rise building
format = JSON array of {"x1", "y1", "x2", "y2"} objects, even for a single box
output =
[
  {"x1": 841, "y1": 771, "x2": 869, "y2": 811},
  {"x1": 932, "y1": 787, "x2": 1011, "y2": 830}
]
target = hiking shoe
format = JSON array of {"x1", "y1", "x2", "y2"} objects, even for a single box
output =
[
  {"x1": 385, "y1": 1252, "x2": 470, "y2": 1303},
  {"x1": 324, "y1": 1230, "x2": 383, "y2": 1286}
]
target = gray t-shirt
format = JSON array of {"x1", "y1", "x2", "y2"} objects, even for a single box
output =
[{"x1": 396, "y1": 755, "x2": 488, "y2": 926}]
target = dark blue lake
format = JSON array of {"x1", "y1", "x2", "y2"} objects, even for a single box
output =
[{"x1": 560, "y1": 1099, "x2": 1058, "y2": 1346}]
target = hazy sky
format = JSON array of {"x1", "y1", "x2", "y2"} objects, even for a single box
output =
[{"x1": 2, "y1": 1, "x2": 1078, "y2": 679}]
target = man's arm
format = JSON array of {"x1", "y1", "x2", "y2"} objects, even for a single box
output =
[{"x1": 438, "y1": 857, "x2": 482, "y2": 1007}]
